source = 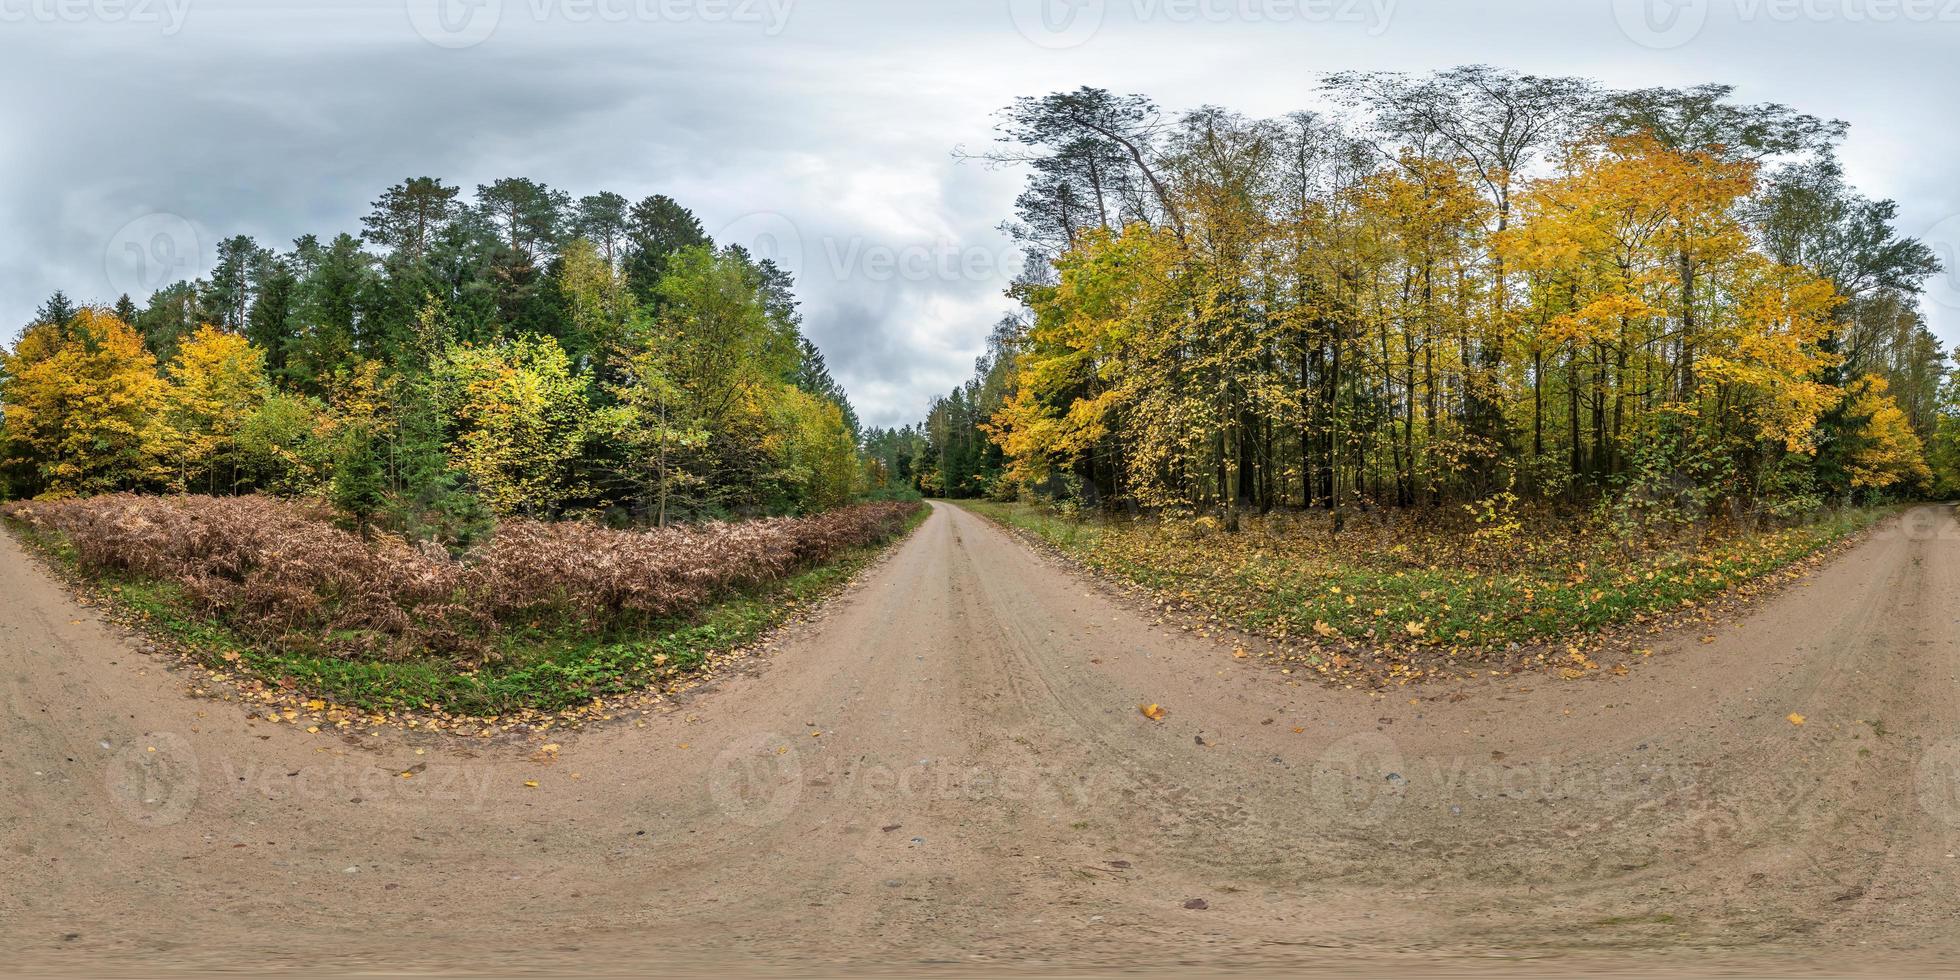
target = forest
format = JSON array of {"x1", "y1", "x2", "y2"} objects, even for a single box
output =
[
  {"x1": 1, "y1": 180, "x2": 887, "y2": 541},
  {"x1": 884, "y1": 70, "x2": 1960, "y2": 531}
]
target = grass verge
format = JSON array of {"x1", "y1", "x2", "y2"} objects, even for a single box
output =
[{"x1": 958, "y1": 499, "x2": 1888, "y2": 683}]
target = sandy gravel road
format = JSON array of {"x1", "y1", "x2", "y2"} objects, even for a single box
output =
[{"x1": 5, "y1": 501, "x2": 1960, "y2": 976}]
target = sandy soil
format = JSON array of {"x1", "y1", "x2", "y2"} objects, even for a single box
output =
[{"x1": 4, "y1": 501, "x2": 1960, "y2": 977}]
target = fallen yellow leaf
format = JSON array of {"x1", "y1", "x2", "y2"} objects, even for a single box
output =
[
  {"x1": 1139, "y1": 703, "x2": 1167, "y2": 722},
  {"x1": 1788, "y1": 713, "x2": 1806, "y2": 726}
]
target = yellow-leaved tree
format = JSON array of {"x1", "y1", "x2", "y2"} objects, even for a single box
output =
[
  {"x1": 163, "y1": 325, "x2": 273, "y2": 492},
  {"x1": 434, "y1": 335, "x2": 591, "y2": 517},
  {"x1": 1698, "y1": 257, "x2": 1844, "y2": 455},
  {"x1": 993, "y1": 225, "x2": 1181, "y2": 496},
  {"x1": 1842, "y1": 376, "x2": 1931, "y2": 492},
  {"x1": 765, "y1": 385, "x2": 860, "y2": 512},
  {"x1": 0, "y1": 308, "x2": 170, "y2": 495}
]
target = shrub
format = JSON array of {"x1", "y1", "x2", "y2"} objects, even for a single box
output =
[{"x1": 4, "y1": 494, "x2": 920, "y2": 668}]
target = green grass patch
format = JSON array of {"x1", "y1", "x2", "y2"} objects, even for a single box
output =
[
  {"x1": 956, "y1": 500, "x2": 1885, "y2": 652},
  {"x1": 960, "y1": 499, "x2": 1107, "y2": 552}
]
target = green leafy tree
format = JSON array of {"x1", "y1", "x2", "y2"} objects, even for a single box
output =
[
  {"x1": 235, "y1": 392, "x2": 329, "y2": 495},
  {"x1": 595, "y1": 332, "x2": 708, "y2": 526},
  {"x1": 434, "y1": 334, "x2": 591, "y2": 517}
]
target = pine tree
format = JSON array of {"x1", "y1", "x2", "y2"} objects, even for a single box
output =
[
  {"x1": 331, "y1": 423, "x2": 387, "y2": 535},
  {"x1": 32, "y1": 291, "x2": 77, "y2": 330}
]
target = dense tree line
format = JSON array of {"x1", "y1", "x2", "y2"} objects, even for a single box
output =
[
  {"x1": 907, "y1": 71, "x2": 1955, "y2": 527},
  {"x1": 1, "y1": 179, "x2": 889, "y2": 539},
  {"x1": 863, "y1": 318, "x2": 1017, "y2": 499}
]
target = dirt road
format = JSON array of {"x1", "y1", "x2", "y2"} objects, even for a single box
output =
[{"x1": 5, "y1": 501, "x2": 1960, "y2": 975}]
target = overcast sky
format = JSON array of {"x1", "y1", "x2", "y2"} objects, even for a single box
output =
[{"x1": 3, "y1": 0, "x2": 1957, "y2": 428}]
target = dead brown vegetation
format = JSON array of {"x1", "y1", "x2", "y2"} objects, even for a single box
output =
[{"x1": 3, "y1": 494, "x2": 920, "y2": 666}]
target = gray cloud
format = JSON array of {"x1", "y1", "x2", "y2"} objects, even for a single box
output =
[{"x1": 4, "y1": 0, "x2": 1956, "y2": 429}]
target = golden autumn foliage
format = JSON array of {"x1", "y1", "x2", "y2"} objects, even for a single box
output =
[
  {"x1": 0, "y1": 311, "x2": 328, "y2": 499},
  {"x1": 163, "y1": 325, "x2": 273, "y2": 491},
  {"x1": 1843, "y1": 376, "x2": 1930, "y2": 491},
  {"x1": 433, "y1": 335, "x2": 592, "y2": 517},
  {"x1": 3, "y1": 298, "x2": 868, "y2": 533},
  {"x1": 987, "y1": 126, "x2": 1895, "y2": 514},
  {"x1": 1699, "y1": 258, "x2": 1844, "y2": 454},
  {"x1": 0, "y1": 309, "x2": 171, "y2": 495},
  {"x1": 993, "y1": 225, "x2": 1182, "y2": 491},
  {"x1": 765, "y1": 386, "x2": 861, "y2": 512}
]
